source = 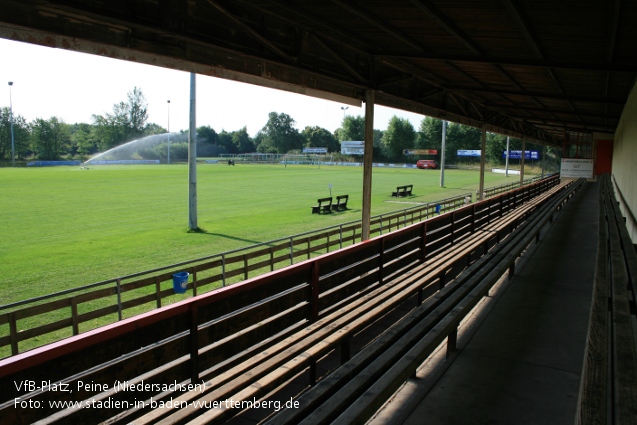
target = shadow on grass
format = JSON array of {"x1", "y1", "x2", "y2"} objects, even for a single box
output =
[{"x1": 187, "y1": 227, "x2": 264, "y2": 245}]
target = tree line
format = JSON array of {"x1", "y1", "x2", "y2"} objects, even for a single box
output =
[{"x1": 0, "y1": 87, "x2": 556, "y2": 165}]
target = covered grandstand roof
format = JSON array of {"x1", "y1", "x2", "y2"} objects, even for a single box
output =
[{"x1": 1, "y1": 0, "x2": 635, "y2": 146}]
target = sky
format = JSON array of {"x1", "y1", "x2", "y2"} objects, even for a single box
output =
[{"x1": 0, "y1": 38, "x2": 426, "y2": 137}]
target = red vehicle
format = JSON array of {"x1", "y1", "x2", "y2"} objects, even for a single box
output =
[{"x1": 416, "y1": 159, "x2": 438, "y2": 169}]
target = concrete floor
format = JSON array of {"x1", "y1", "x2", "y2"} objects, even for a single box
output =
[{"x1": 370, "y1": 181, "x2": 599, "y2": 425}]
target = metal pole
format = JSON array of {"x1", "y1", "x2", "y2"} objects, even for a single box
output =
[
  {"x1": 478, "y1": 128, "x2": 486, "y2": 200},
  {"x1": 361, "y1": 90, "x2": 374, "y2": 241},
  {"x1": 188, "y1": 73, "x2": 198, "y2": 230},
  {"x1": 167, "y1": 100, "x2": 171, "y2": 164},
  {"x1": 440, "y1": 120, "x2": 446, "y2": 187},
  {"x1": 541, "y1": 145, "x2": 546, "y2": 178},
  {"x1": 8, "y1": 82, "x2": 15, "y2": 167},
  {"x1": 505, "y1": 136, "x2": 510, "y2": 177}
]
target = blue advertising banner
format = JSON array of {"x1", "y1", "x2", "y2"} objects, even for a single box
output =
[
  {"x1": 27, "y1": 161, "x2": 81, "y2": 167},
  {"x1": 502, "y1": 150, "x2": 539, "y2": 160},
  {"x1": 457, "y1": 150, "x2": 481, "y2": 157},
  {"x1": 86, "y1": 160, "x2": 161, "y2": 165}
]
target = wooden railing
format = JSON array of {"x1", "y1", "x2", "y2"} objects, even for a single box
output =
[
  {"x1": 480, "y1": 174, "x2": 544, "y2": 199},
  {"x1": 0, "y1": 174, "x2": 564, "y2": 425},
  {"x1": 0, "y1": 191, "x2": 472, "y2": 357}
]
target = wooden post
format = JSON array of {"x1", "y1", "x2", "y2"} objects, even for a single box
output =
[
  {"x1": 270, "y1": 247, "x2": 274, "y2": 271},
  {"x1": 478, "y1": 127, "x2": 487, "y2": 200},
  {"x1": 310, "y1": 261, "x2": 320, "y2": 322},
  {"x1": 71, "y1": 297, "x2": 79, "y2": 335},
  {"x1": 9, "y1": 312, "x2": 18, "y2": 355},
  {"x1": 421, "y1": 222, "x2": 428, "y2": 262},
  {"x1": 191, "y1": 267, "x2": 197, "y2": 296},
  {"x1": 361, "y1": 89, "x2": 375, "y2": 241},
  {"x1": 520, "y1": 138, "x2": 526, "y2": 187},
  {"x1": 189, "y1": 304, "x2": 200, "y2": 384},
  {"x1": 155, "y1": 276, "x2": 162, "y2": 308},
  {"x1": 116, "y1": 278, "x2": 123, "y2": 321},
  {"x1": 221, "y1": 254, "x2": 227, "y2": 287},
  {"x1": 440, "y1": 120, "x2": 446, "y2": 187}
]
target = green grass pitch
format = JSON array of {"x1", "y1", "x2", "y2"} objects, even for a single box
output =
[{"x1": 0, "y1": 163, "x2": 526, "y2": 306}]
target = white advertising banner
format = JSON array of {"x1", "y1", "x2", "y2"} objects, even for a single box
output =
[{"x1": 560, "y1": 158, "x2": 594, "y2": 178}]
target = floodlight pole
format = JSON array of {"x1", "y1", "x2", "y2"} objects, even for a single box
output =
[
  {"x1": 167, "y1": 100, "x2": 171, "y2": 164},
  {"x1": 188, "y1": 73, "x2": 198, "y2": 231},
  {"x1": 440, "y1": 120, "x2": 446, "y2": 187},
  {"x1": 8, "y1": 81, "x2": 15, "y2": 167}
]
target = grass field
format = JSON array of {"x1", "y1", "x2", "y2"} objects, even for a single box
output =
[{"x1": 0, "y1": 163, "x2": 528, "y2": 306}]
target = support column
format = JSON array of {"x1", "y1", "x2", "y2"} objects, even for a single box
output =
[
  {"x1": 505, "y1": 136, "x2": 510, "y2": 177},
  {"x1": 541, "y1": 145, "x2": 546, "y2": 178},
  {"x1": 478, "y1": 127, "x2": 486, "y2": 201},
  {"x1": 520, "y1": 137, "x2": 526, "y2": 187},
  {"x1": 361, "y1": 90, "x2": 375, "y2": 241},
  {"x1": 188, "y1": 73, "x2": 198, "y2": 231},
  {"x1": 440, "y1": 120, "x2": 446, "y2": 187}
]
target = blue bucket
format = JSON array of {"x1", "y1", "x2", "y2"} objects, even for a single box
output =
[
  {"x1": 172, "y1": 272, "x2": 189, "y2": 294},
  {"x1": 435, "y1": 204, "x2": 441, "y2": 214}
]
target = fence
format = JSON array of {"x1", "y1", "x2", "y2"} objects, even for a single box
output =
[
  {"x1": 0, "y1": 190, "x2": 475, "y2": 357},
  {"x1": 480, "y1": 174, "x2": 544, "y2": 198}
]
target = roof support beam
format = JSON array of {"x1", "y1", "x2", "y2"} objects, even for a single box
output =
[
  {"x1": 500, "y1": 0, "x2": 582, "y2": 121},
  {"x1": 311, "y1": 34, "x2": 368, "y2": 83},
  {"x1": 374, "y1": 53, "x2": 637, "y2": 74},
  {"x1": 452, "y1": 86, "x2": 627, "y2": 105},
  {"x1": 204, "y1": 0, "x2": 297, "y2": 63},
  {"x1": 331, "y1": 0, "x2": 427, "y2": 53}
]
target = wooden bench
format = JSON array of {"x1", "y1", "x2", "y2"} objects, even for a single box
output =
[
  {"x1": 0, "y1": 176, "x2": 567, "y2": 425},
  {"x1": 576, "y1": 174, "x2": 637, "y2": 425},
  {"x1": 312, "y1": 197, "x2": 332, "y2": 214},
  {"x1": 392, "y1": 185, "x2": 413, "y2": 197},
  {"x1": 126, "y1": 178, "x2": 573, "y2": 425},
  {"x1": 331, "y1": 195, "x2": 349, "y2": 211},
  {"x1": 267, "y1": 178, "x2": 584, "y2": 425}
]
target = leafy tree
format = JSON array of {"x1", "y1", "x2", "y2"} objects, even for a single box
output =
[
  {"x1": 218, "y1": 130, "x2": 236, "y2": 154},
  {"x1": 301, "y1": 126, "x2": 339, "y2": 152},
  {"x1": 91, "y1": 87, "x2": 149, "y2": 150},
  {"x1": 256, "y1": 112, "x2": 301, "y2": 153},
  {"x1": 338, "y1": 115, "x2": 365, "y2": 141},
  {"x1": 29, "y1": 117, "x2": 70, "y2": 160},
  {"x1": 197, "y1": 125, "x2": 221, "y2": 157},
  {"x1": 143, "y1": 123, "x2": 167, "y2": 136},
  {"x1": 444, "y1": 122, "x2": 481, "y2": 162},
  {"x1": 381, "y1": 116, "x2": 416, "y2": 161},
  {"x1": 0, "y1": 107, "x2": 29, "y2": 160},
  {"x1": 417, "y1": 117, "x2": 442, "y2": 150},
  {"x1": 231, "y1": 127, "x2": 255, "y2": 153}
]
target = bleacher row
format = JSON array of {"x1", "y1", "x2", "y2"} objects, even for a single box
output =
[
  {"x1": 576, "y1": 174, "x2": 637, "y2": 425},
  {"x1": 0, "y1": 174, "x2": 583, "y2": 425}
]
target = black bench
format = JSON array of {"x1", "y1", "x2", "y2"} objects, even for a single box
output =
[
  {"x1": 392, "y1": 185, "x2": 413, "y2": 197},
  {"x1": 331, "y1": 195, "x2": 349, "y2": 211},
  {"x1": 312, "y1": 197, "x2": 332, "y2": 214}
]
